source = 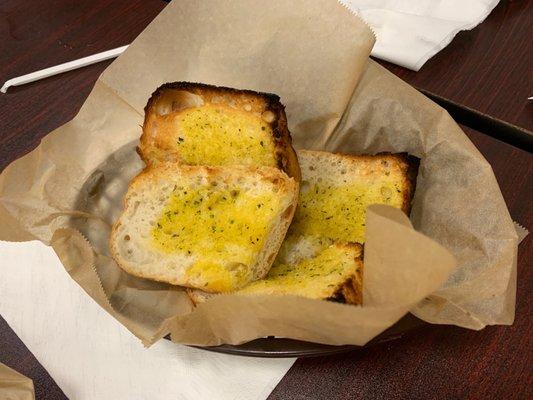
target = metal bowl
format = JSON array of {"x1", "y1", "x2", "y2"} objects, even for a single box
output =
[{"x1": 191, "y1": 314, "x2": 424, "y2": 358}]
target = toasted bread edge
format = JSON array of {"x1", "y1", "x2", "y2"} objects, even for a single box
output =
[{"x1": 139, "y1": 82, "x2": 301, "y2": 181}]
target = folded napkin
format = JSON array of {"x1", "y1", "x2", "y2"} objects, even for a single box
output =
[
  {"x1": 0, "y1": 241, "x2": 295, "y2": 400},
  {"x1": 342, "y1": 0, "x2": 500, "y2": 70}
]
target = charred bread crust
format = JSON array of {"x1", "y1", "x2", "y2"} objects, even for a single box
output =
[
  {"x1": 140, "y1": 81, "x2": 301, "y2": 181},
  {"x1": 143, "y1": 81, "x2": 282, "y2": 112}
]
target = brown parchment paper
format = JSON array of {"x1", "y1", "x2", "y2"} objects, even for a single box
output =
[
  {"x1": 0, "y1": 363, "x2": 35, "y2": 400},
  {"x1": 0, "y1": 0, "x2": 517, "y2": 346}
]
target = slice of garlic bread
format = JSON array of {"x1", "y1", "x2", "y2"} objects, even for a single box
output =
[
  {"x1": 139, "y1": 82, "x2": 300, "y2": 180},
  {"x1": 110, "y1": 163, "x2": 298, "y2": 292},
  {"x1": 271, "y1": 150, "x2": 418, "y2": 267},
  {"x1": 188, "y1": 243, "x2": 363, "y2": 305}
]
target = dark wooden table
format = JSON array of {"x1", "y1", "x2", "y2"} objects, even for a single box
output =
[
  {"x1": 0, "y1": 1, "x2": 531, "y2": 399},
  {"x1": 379, "y1": 0, "x2": 533, "y2": 132}
]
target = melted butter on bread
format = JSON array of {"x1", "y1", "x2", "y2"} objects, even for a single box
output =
[
  {"x1": 110, "y1": 163, "x2": 298, "y2": 293},
  {"x1": 290, "y1": 181, "x2": 404, "y2": 244},
  {"x1": 238, "y1": 243, "x2": 362, "y2": 300},
  {"x1": 150, "y1": 104, "x2": 278, "y2": 167},
  {"x1": 151, "y1": 184, "x2": 283, "y2": 292}
]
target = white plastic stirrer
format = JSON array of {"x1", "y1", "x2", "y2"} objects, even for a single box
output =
[{"x1": 0, "y1": 45, "x2": 128, "y2": 93}]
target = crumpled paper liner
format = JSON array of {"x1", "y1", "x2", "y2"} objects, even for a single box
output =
[
  {"x1": 0, "y1": 363, "x2": 35, "y2": 400},
  {"x1": 0, "y1": 0, "x2": 518, "y2": 346}
]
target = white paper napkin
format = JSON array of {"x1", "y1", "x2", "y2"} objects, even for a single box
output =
[
  {"x1": 342, "y1": 0, "x2": 500, "y2": 70},
  {"x1": 0, "y1": 241, "x2": 295, "y2": 400}
]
